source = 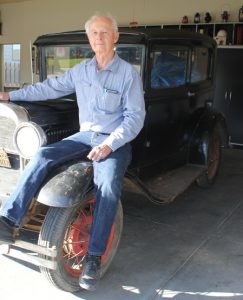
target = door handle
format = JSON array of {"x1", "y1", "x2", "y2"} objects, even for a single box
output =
[
  {"x1": 229, "y1": 91, "x2": 232, "y2": 102},
  {"x1": 188, "y1": 91, "x2": 196, "y2": 97},
  {"x1": 225, "y1": 91, "x2": 232, "y2": 101}
]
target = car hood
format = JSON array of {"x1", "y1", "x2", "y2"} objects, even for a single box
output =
[{"x1": 13, "y1": 98, "x2": 79, "y2": 128}]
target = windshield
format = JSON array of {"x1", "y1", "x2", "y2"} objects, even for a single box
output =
[{"x1": 43, "y1": 44, "x2": 145, "y2": 79}]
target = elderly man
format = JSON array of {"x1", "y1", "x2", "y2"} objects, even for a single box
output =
[{"x1": 0, "y1": 14, "x2": 145, "y2": 290}]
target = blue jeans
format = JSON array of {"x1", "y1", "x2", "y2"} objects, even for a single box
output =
[{"x1": 0, "y1": 131, "x2": 131, "y2": 256}]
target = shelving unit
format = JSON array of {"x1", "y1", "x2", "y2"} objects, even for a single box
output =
[
  {"x1": 161, "y1": 22, "x2": 243, "y2": 45},
  {"x1": 214, "y1": 45, "x2": 243, "y2": 146},
  {"x1": 125, "y1": 22, "x2": 243, "y2": 45}
]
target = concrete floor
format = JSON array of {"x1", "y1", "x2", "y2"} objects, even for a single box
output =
[{"x1": 1, "y1": 148, "x2": 243, "y2": 300}]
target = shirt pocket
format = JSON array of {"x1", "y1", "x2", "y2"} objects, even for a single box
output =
[{"x1": 97, "y1": 90, "x2": 122, "y2": 114}]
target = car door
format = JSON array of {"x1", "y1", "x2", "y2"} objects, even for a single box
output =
[
  {"x1": 188, "y1": 44, "x2": 215, "y2": 113},
  {"x1": 142, "y1": 42, "x2": 191, "y2": 167}
]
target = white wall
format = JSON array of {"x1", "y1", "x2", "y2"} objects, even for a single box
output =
[{"x1": 0, "y1": 0, "x2": 242, "y2": 84}]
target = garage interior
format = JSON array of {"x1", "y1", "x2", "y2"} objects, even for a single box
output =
[{"x1": 1, "y1": 0, "x2": 243, "y2": 299}]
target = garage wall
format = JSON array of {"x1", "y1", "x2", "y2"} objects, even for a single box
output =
[{"x1": 0, "y1": 0, "x2": 242, "y2": 85}]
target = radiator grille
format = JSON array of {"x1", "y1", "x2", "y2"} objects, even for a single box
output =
[
  {"x1": 0, "y1": 167, "x2": 19, "y2": 206},
  {"x1": 0, "y1": 117, "x2": 16, "y2": 152},
  {"x1": 46, "y1": 128, "x2": 78, "y2": 144}
]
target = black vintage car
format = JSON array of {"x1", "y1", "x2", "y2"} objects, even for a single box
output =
[{"x1": 0, "y1": 28, "x2": 228, "y2": 292}]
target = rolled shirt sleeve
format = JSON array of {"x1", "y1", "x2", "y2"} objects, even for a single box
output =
[{"x1": 9, "y1": 71, "x2": 75, "y2": 101}]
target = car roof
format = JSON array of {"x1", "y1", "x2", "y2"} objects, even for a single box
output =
[{"x1": 34, "y1": 27, "x2": 216, "y2": 47}]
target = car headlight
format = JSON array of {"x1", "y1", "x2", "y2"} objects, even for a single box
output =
[{"x1": 14, "y1": 122, "x2": 47, "y2": 159}]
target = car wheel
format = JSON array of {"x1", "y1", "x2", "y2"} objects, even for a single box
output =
[
  {"x1": 196, "y1": 127, "x2": 221, "y2": 188},
  {"x1": 38, "y1": 193, "x2": 123, "y2": 292}
]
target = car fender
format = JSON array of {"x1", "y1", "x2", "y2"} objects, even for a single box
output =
[
  {"x1": 188, "y1": 107, "x2": 228, "y2": 165},
  {"x1": 37, "y1": 161, "x2": 94, "y2": 208}
]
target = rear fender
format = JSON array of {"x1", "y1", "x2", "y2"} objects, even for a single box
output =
[
  {"x1": 188, "y1": 108, "x2": 228, "y2": 165},
  {"x1": 189, "y1": 130, "x2": 209, "y2": 165},
  {"x1": 37, "y1": 161, "x2": 94, "y2": 208}
]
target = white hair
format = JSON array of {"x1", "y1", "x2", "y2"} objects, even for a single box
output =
[{"x1": 84, "y1": 14, "x2": 118, "y2": 34}]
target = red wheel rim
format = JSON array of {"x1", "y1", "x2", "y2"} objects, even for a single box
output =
[
  {"x1": 62, "y1": 197, "x2": 115, "y2": 277},
  {"x1": 207, "y1": 134, "x2": 220, "y2": 181}
]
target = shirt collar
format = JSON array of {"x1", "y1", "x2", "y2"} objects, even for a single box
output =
[{"x1": 88, "y1": 52, "x2": 119, "y2": 73}]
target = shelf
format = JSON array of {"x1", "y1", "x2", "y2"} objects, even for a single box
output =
[
  {"x1": 123, "y1": 21, "x2": 243, "y2": 46},
  {"x1": 161, "y1": 22, "x2": 243, "y2": 45}
]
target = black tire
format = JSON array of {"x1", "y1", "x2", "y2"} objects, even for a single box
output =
[
  {"x1": 38, "y1": 193, "x2": 123, "y2": 292},
  {"x1": 196, "y1": 127, "x2": 222, "y2": 188}
]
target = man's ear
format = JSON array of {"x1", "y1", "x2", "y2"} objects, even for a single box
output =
[{"x1": 114, "y1": 31, "x2": 119, "y2": 43}]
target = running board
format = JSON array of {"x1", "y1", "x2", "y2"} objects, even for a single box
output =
[
  {"x1": 125, "y1": 164, "x2": 205, "y2": 205},
  {"x1": 0, "y1": 239, "x2": 57, "y2": 270}
]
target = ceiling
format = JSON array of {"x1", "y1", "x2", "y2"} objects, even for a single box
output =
[{"x1": 0, "y1": 0, "x2": 29, "y2": 4}]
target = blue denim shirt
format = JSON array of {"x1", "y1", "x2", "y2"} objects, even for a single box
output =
[{"x1": 9, "y1": 53, "x2": 145, "y2": 151}]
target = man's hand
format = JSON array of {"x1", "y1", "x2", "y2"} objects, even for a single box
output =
[
  {"x1": 87, "y1": 144, "x2": 112, "y2": 161},
  {"x1": 0, "y1": 92, "x2": 10, "y2": 102}
]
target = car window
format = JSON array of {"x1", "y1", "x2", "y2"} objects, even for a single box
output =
[
  {"x1": 150, "y1": 46, "x2": 188, "y2": 89},
  {"x1": 116, "y1": 44, "x2": 145, "y2": 76},
  {"x1": 43, "y1": 44, "x2": 145, "y2": 79},
  {"x1": 44, "y1": 45, "x2": 93, "y2": 78},
  {"x1": 191, "y1": 47, "x2": 209, "y2": 83}
]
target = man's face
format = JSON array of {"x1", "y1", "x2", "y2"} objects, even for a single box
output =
[{"x1": 87, "y1": 17, "x2": 119, "y2": 56}]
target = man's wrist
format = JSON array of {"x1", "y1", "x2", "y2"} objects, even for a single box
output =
[{"x1": 0, "y1": 92, "x2": 10, "y2": 102}]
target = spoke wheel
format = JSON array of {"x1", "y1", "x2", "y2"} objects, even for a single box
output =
[
  {"x1": 196, "y1": 127, "x2": 222, "y2": 188},
  {"x1": 38, "y1": 193, "x2": 123, "y2": 292}
]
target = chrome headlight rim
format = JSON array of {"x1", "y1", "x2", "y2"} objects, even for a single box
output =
[{"x1": 13, "y1": 121, "x2": 47, "y2": 159}]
